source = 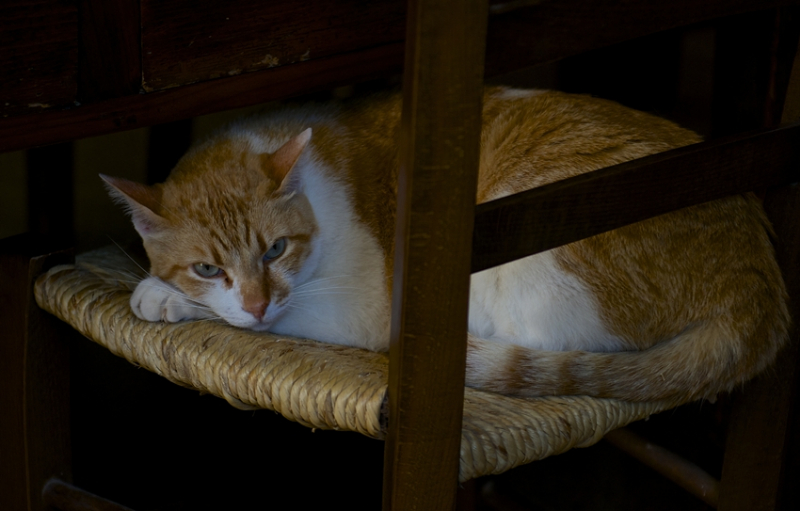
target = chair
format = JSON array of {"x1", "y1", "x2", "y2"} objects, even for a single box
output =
[{"x1": 2, "y1": 1, "x2": 799, "y2": 510}]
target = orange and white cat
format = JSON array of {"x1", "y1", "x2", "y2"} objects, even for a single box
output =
[{"x1": 103, "y1": 87, "x2": 790, "y2": 405}]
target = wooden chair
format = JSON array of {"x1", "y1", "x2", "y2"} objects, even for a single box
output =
[{"x1": 2, "y1": 1, "x2": 799, "y2": 510}]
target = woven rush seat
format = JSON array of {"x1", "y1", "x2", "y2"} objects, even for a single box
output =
[{"x1": 34, "y1": 246, "x2": 674, "y2": 482}]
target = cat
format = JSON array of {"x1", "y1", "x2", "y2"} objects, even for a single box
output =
[{"x1": 103, "y1": 87, "x2": 790, "y2": 406}]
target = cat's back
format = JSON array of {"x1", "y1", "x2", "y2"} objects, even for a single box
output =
[
  {"x1": 474, "y1": 87, "x2": 787, "y2": 359},
  {"x1": 477, "y1": 87, "x2": 702, "y2": 203}
]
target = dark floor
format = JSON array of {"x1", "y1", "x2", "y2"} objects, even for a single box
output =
[
  {"x1": 70, "y1": 336, "x2": 385, "y2": 510},
  {"x1": 470, "y1": 408, "x2": 722, "y2": 511},
  {"x1": 71, "y1": 329, "x2": 739, "y2": 511}
]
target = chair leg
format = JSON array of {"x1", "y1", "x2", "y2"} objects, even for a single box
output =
[
  {"x1": 717, "y1": 183, "x2": 800, "y2": 511},
  {"x1": 0, "y1": 234, "x2": 74, "y2": 511},
  {"x1": 382, "y1": 0, "x2": 488, "y2": 509},
  {"x1": 42, "y1": 479, "x2": 137, "y2": 511},
  {"x1": 717, "y1": 10, "x2": 800, "y2": 509}
]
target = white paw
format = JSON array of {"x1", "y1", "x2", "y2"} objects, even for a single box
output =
[{"x1": 130, "y1": 276, "x2": 210, "y2": 323}]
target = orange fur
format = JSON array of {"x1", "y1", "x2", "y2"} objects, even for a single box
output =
[{"x1": 105, "y1": 87, "x2": 790, "y2": 404}]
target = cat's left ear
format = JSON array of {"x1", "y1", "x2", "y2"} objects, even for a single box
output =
[
  {"x1": 267, "y1": 128, "x2": 312, "y2": 194},
  {"x1": 100, "y1": 174, "x2": 166, "y2": 238}
]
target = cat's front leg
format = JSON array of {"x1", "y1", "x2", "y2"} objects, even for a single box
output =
[{"x1": 131, "y1": 276, "x2": 211, "y2": 323}]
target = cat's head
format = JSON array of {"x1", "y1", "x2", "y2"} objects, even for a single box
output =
[{"x1": 103, "y1": 129, "x2": 320, "y2": 330}]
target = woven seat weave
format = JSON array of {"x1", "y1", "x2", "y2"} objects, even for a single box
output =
[{"x1": 34, "y1": 246, "x2": 674, "y2": 482}]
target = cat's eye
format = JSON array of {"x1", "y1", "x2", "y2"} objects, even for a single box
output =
[
  {"x1": 193, "y1": 263, "x2": 223, "y2": 278},
  {"x1": 263, "y1": 238, "x2": 287, "y2": 261}
]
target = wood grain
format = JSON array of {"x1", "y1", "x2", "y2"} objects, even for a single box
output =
[
  {"x1": 6, "y1": 1, "x2": 800, "y2": 154},
  {"x1": 78, "y1": 0, "x2": 142, "y2": 101},
  {"x1": 382, "y1": 0, "x2": 488, "y2": 509},
  {"x1": 0, "y1": 42, "x2": 405, "y2": 154},
  {"x1": 0, "y1": 0, "x2": 78, "y2": 118},
  {"x1": 471, "y1": 121, "x2": 800, "y2": 273},
  {"x1": 717, "y1": 184, "x2": 800, "y2": 511},
  {"x1": 717, "y1": 18, "x2": 800, "y2": 508},
  {"x1": 0, "y1": 234, "x2": 74, "y2": 511},
  {"x1": 140, "y1": 0, "x2": 406, "y2": 91}
]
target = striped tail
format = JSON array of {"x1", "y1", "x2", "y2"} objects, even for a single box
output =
[{"x1": 465, "y1": 309, "x2": 789, "y2": 405}]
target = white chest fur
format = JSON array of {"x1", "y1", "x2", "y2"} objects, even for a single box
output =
[
  {"x1": 268, "y1": 151, "x2": 391, "y2": 351},
  {"x1": 468, "y1": 250, "x2": 625, "y2": 352}
]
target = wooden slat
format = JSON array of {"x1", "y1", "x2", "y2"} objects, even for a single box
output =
[
  {"x1": 6, "y1": 1, "x2": 800, "y2": 154},
  {"x1": 471, "y1": 121, "x2": 800, "y2": 273},
  {"x1": 140, "y1": 0, "x2": 406, "y2": 91},
  {"x1": 0, "y1": 0, "x2": 78, "y2": 118},
  {"x1": 382, "y1": 0, "x2": 487, "y2": 509},
  {"x1": 711, "y1": 9, "x2": 783, "y2": 136},
  {"x1": 78, "y1": 0, "x2": 142, "y2": 101},
  {"x1": 717, "y1": 22, "x2": 800, "y2": 509},
  {"x1": 766, "y1": 7, "x2": 800, "y2": 126},
  {"x1": 605, "y1": 428, "x2": 720, "y2": 508},
  {"x1": 0, "y1": 42, "x2": 405, "y2": 154},
  {"x1": 717, "y1": 184, "x2": 800, "y2": 511},
  {"x1": 0, "y1": 234, "x2": 74, "y2": 511},
  {"x1": 42, "y1": 479, "x2": 136, "y2": 511}
]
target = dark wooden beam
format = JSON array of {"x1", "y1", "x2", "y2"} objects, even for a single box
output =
[
  {"x1": 140, "y1": 0, "x2": 405, "y2": 92},
  {"x1": 0, "y1": 234, "x2": 74, "y2": 511},
  {"x1": 78, "y1": 0, "x2": 142, "y2": 101},
  {"x1": 0, "y1": 42, "x2": 405, "y2": 154},
  {"x1": 42, "y1": 479, "x2": 137, "y2": 511},
  {"x1": 471, "y1": 121, "x2": 800, "y2": 273},
  {"x1": 717, "y1": 183, "x2": 800, "y2": 511},
  {"x1": 382, "y1": 0, "x2": 487, "y2": 509},
  {"x1": 6, "y1": 1, "x2": 800, "y2": 155},
  {"x1": 605, "y1": 428, "x2": 720, "y2": 508},
  {"x1": 717, "y1": 20, "x2": 800, "y2": 509},
  {"x1": 0, "y1": 0, "x2": 78, "y2": 118}
]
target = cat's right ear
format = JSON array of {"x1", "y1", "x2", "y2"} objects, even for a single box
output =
[
  {"x1": 100, "y1": 174, "x2": 165, "y2": 238},
  {"x1": 268, "y1": 128, "x2": 312, "y2": 194}
]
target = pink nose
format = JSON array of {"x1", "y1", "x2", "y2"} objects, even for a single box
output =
[{"x1": 243, "y1": 300, "x2": 268, "y2": 320}]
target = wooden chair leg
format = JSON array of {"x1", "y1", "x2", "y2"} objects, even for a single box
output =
[
  {"x1": 0, "y1": 234, "x2": 74, "y2": 511},
  {"x1": 717, "y1": 184, "x2": 800, "y2": 511},
  {"x1": 382, "y1": 0, "x2": 488, "y2": 509},
  {"x1": 42, "y1": 479, "x2": 136, "y2": 511},
  {"x1": 718, "y1": 13, "x2": 800, "y2": 510}
]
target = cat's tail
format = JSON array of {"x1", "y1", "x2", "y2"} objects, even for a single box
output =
[{"x1": 465, "y1": 309, "x2": 790, "y2": 405}]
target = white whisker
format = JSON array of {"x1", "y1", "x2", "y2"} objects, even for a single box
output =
[
  {"x1": 107, "y1": 237, "x2": 152, "y2": 279},
  {"x1": 292, "y1": 293, "x2": 359, "y2": 300},
  {"x1": 292, "y1": 275, "x2": 359, "y2": 291},
  {"x1": 284, "y1": 303, "x2": 322, "y2": 319},
  {"x1": 292, "y1": 286, "x2": 361, "y2": 298}
]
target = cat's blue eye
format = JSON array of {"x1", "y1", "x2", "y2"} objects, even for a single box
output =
[
  {"x1": 193, "y1": 263, "x2": 223, "y2": 278},
  {"x1": 263, "y1": 237, "x2": 287, "y2": 261}
]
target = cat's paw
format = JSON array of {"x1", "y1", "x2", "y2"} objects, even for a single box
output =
[{"x1": 131, "y1": 276, "x2": 210, "y2": 323}]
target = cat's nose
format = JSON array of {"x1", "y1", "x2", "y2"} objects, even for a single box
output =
[{"x1": 243, "y1": 300, "x2": 268, "y2": 320}]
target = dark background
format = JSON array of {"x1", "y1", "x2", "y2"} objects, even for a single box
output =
[{"x1": 2, "y1": 9, "x2": 798, "y2": 511}]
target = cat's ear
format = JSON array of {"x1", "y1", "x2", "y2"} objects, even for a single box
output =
[
  {"x1": 266, "y1": 128, "x2": 312, "y2": 194},
  {"x1": 100, "y1": 174, "x2": 165, "y2": 238}
]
